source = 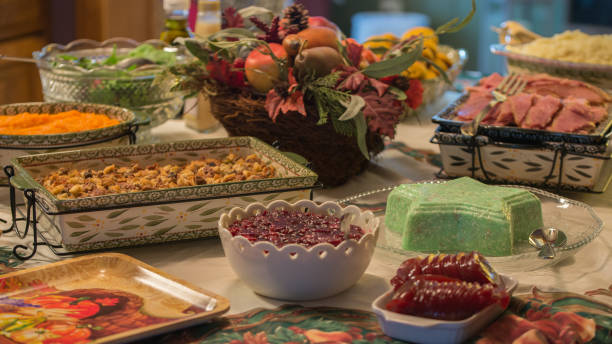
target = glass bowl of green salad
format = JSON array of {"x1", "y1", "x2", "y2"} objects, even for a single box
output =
[{"x1": 33, "y1": 38, "x2": 191, "y2": 137}]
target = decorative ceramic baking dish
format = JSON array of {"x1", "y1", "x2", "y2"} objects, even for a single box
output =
[
  {"x1": 432, "y1": 128, "x2": 612, "y2": 192},
  {"x1": 6, "y1": 137, "x2": 318, "y2": 253},
  {"x1": 490, "y1": 44, "x2": 612, "y2": 90},
  {"x1": 432, "y1": 94, "x2": 612, "y2": 146},
  {"x1": 0, "y1": 102, "x2": 140, "y2": 186}
]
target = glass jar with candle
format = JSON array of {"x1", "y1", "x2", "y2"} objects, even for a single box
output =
[{"x1": 184, "y1": 0, "x2": 222, "y2": 132}]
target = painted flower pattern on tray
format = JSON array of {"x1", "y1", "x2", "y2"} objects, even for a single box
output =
[
  {"x1": 151, "y1": 304, "x2": 405, "y2": 344},
  {"x1": 0, "y1": 277, "x2": 189, "y2": 344}
]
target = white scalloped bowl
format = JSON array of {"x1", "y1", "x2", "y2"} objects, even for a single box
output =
[{"x1": 218, "y1": 200, "x2": 380, "y2": 301}]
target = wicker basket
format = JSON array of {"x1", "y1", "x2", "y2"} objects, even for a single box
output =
[{"x1": 209, "y1": 91, "x2": 385, "y2": 186}]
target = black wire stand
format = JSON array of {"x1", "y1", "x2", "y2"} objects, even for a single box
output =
[
  {"x1": 0, "y1": 124, "x2": 143, "y2": 259},
  {"x1": 2, "y1": 166, "x2": 71, "y2": 260}
]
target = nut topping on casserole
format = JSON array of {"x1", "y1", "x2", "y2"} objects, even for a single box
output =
[{"x1": 38, "y1": 153, "x2": 276, "y2": 199}]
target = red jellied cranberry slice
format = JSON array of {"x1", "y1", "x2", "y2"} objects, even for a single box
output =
[
  {"x1": 227, "y1": 210, "x2": 365, "y2": 248},
  {"x1": 385, "y1": 275, "x2": 510, "y2": 320},
  {"x1": 390, "y1": 252, "x2": 499, "y2": 291}
]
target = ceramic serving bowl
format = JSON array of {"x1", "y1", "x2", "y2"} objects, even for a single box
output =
[
  {"x1": 0, "y1": 102, "x2": 137, "y2": 186},
  {"x1": 218, "y1": 200, "x2": 380, "y2": 301},
  {"x1": 372, "y1": 274, "x2": 518, "y2": 344},
  {"x1": 491, "y1": 44, "x2": 612, "y2": 90}
]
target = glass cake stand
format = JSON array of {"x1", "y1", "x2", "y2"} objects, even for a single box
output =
[{"x1": 338, "y1": 181, "x2": 604, "y2": 273}]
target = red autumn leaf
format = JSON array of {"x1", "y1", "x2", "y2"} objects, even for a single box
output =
[
  {"x1": 370, "y1": 78, "x2": 389, "y2": 97},
  {"x1": 229, "y1": 57, "x2": 247, "y2": 88},
  {"x1": 207, "y1": 56, "x2": 246, "y2": 89},
  {"x1": 333, "y1": 64, "x2": 402, "y2": 137},
  {"x1": 222, "y1": 7, "x2": 244, "y2": 29},
  {"x1": 280, "y1": 90, "x2": 307, "y2": 117},
  {"x1": 265, "y1": 88, "x2": 307, "y2": 122},
  {"x1": 287, "y1": 68, "x2": 299, "y2": 92},
  {"x1": 343, "y1": 38, "x2": 363, "y2": 67},
  {"x1": 265, "y1": 89, "x2": 284, "y2": 121},
  {"x1": 337, "y1": 68, "x2": 367, "y2": 92},
  {"x1": 206, "y1": 58, "x2": 230, "y2": 83},
  {"x1": 335, "y1": 65, "x2": 387, "y2": 95},
  {"x1": 360, "y1": 90, "x2": 402, "y2": 138}
]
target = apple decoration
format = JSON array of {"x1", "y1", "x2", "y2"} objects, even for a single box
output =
[
  {"x1": 245, "y1": 43, "x2": 287, "y2": 92},
  {"x1": 308, "y1": 16, "x2": 340, "y2": 32}
]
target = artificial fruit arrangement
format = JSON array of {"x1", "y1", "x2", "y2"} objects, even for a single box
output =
[{"x1": 161, "y1": 2, "x2": 475, "y2": 186}]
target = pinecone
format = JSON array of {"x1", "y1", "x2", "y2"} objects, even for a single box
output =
[{"x1": 283, "y1": 3, "x2": 309, "y2": 33}]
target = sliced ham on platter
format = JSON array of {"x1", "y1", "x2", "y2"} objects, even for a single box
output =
[{"x1": 455, "y1": 73, "x2": 611, "y2": 133}]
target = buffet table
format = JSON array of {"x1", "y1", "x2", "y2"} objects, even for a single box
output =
[
  {"x1": 0, "y1": 93, "x2": 610, "y2": 342},
  {"x1": 143, "y1": 105, "x2": 612, "y2": 310}
]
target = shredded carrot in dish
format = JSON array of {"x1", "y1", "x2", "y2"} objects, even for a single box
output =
[{"x1": 0, "y1": 110, "x2": 121, "y2": 135}]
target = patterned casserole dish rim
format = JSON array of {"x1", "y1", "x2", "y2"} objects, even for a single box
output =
[
  {"x1": 432, "y1": 93, "x2": 612, "y2": 145},
  {"x1": 490, "y1": 43, "x2": 612, "y2": 73},
  {"x1": 0, "y1": 102, "x2": 137, "y2": 147},
  {"x1": 9, "y1": 136, "x2": 319, "y2": 214}
]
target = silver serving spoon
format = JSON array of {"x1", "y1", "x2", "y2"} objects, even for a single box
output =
[
  {"x1": 539, "y1": 228, "x2": 557, "y2": 259},
  {"x1": 529, "y1": 228, "x2": 567, "y2": 259},
  {"x1": 0, "y1": 54, "x2": 38, "y2": 64}
]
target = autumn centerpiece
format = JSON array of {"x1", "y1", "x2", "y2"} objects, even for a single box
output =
[{"x1": 162, "y1": 3, "x2": 475, "y2": 186}]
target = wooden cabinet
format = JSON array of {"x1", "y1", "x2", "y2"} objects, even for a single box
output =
[
  {"x1": 0, "y1": 0, "x2": 48, "y2": 104},
  {"x1": 0, "y1": 0, "x2": 164, "y2": 105},
  {"x1": 75, "y1": 0, "x2": 164, "y2": 41}
]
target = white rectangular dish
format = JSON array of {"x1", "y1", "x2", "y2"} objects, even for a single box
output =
[
  {"x1": 372, "y1": 274, "x2": 517, "y2": 344},
  {"x1": 432, "y1": 129, "x2": 612, "y2": 192}
]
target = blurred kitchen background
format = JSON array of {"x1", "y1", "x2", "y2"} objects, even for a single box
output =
[{"x1": 1, "y1": 0, "x2": 611, "y2": 105}]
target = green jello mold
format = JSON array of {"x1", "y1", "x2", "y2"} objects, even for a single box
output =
[{"x1": 384, "y1": 177, "x2": 543, "y2": 256}]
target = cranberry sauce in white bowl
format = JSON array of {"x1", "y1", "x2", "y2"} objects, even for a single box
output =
[{"x1": 218, "y1": 200, "x2": 380, "y2": 301}]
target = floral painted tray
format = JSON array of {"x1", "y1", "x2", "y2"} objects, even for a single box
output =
[{"x1": 0, "y1": 253, "x2": 230, "y2": 344}]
